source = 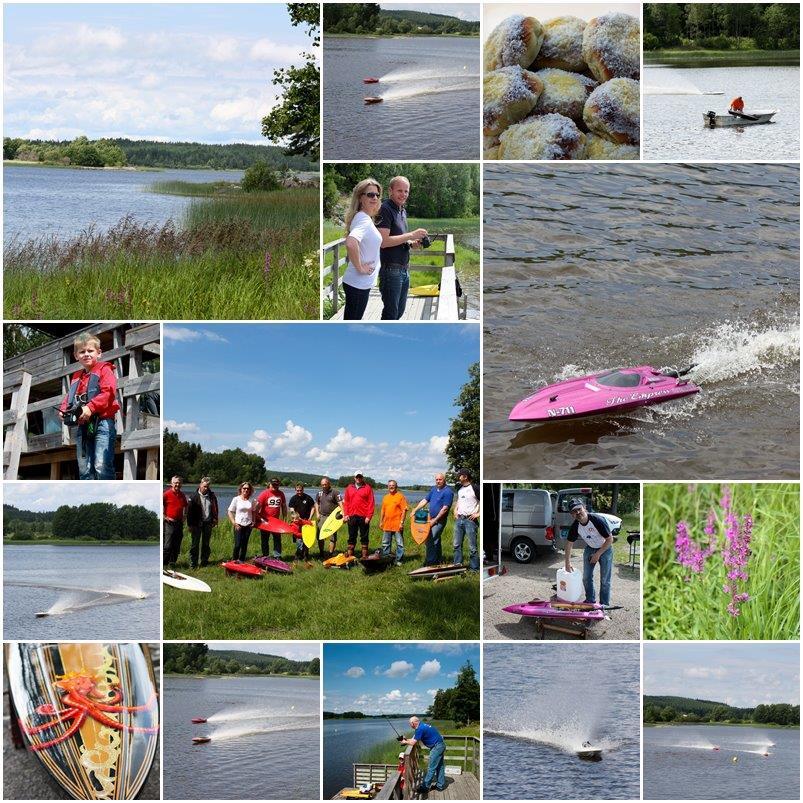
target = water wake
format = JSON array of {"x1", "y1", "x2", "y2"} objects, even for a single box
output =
[
  {"x1": 379, "y1": 67, "x2": 477, "y2": 83},
  {"x1": 207, "y1": 705, "x2": 310, "y2": 724},
  {"x1": 210, "y1": 718, "x2": 318, "y2": 742},
  {"x1": 8, "y1": 580, "x2": 148, "y2": 616},
  {"x1": 487, "y1": 726, "x2": 619, "y2": 755},
  {"x1": 380, "y1": 81, "x2": 479, "y2": 102}
]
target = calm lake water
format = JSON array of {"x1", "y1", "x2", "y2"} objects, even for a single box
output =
[
  {"x1": 483, "y1": 163, "x2": 800, "y2": 479},
  {"x1": 323, "y1": 36, "x2": 480, "y2": 159},
  {"x1": 3, "y1": 543, "x2": 160, "y2": 640},
  {"x1": 163, "y1": 674, "x2": 320, "y2": 800},
  {"x1": 644, "y1": 725, "x2": 800, "y2": 799},
  {"x1": 644, "y1": 65, "x2": 800, "y2": 160},
  {"x1": 323, "y1": 717, "x2": 409, "y2": 799},
  {"x1": 3, "y1": 164, "x2": 244, "y2": 243},
  {"x1": 484, "y1": 643, "x2": 640, "y2": 800}
]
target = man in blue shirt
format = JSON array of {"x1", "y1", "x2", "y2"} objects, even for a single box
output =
[
  {"x1": 412, "y1": 473, "x2": 455, "y2": 565},
  {"x1": 400, "y1": 716, "x2": 446, "y2": 793}
]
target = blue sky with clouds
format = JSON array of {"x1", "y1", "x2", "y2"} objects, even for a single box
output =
[
  {"x1": 3, "y1": 483, "x2": 159, "y2": 513},
  {"x1": 4, "y1": 3, "x2": 312, "y2": 143},
  {"x1": 644, "y1": 643, "x2": 800, "y2": 708},
  {"x1": 163, "y1": 323, "x2": 479, "y2": 485},
  {"x1": 324, "y1": 642, "x2": 479, "y2": 714}
]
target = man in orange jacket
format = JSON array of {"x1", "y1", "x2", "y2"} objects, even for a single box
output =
[{"x1": 729, "y1": 96, "x2": 745, "y2": 113}]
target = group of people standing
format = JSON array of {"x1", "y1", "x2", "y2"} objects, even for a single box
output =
[
  {"x1": 342, "y1": 175, "x2": 428, "y2": 320},
  {"x1": 162, "y1": 470, "x2": 481, "y2": 570}
]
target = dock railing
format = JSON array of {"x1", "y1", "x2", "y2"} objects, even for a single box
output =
[{"x1": 322, "y1": 233, "x2": 463, "y2": 321}]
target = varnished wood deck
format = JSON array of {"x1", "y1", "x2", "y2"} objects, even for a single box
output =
[{"x1": 423, "y1": 773, "x2": 480, "y2": 801}]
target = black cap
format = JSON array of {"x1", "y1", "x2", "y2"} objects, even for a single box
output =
[{"x1": 569, "y1": 499, "x2": 585, "y2": 512}]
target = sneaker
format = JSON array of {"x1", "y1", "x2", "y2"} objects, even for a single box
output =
[{"x1": 415, "y1": 785, "x2": 429, "y2": 795}]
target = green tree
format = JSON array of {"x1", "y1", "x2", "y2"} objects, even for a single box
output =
[
  {"x1": 262, "y1": 4, "x2": 320, "y2": 158},
  {"x1": 242, "y1": 160, "x2": 281, "y2": 192},
  {"x1": 445, "y1": 362, "x2": 479, "y2": 483}
]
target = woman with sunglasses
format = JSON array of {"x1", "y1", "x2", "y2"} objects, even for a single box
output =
[
  {"x1": 227, "y1": 481, "x2": 256, "y2": 561},
  {"x1": 342, "y1": 178, "x2": 384, "y2": 319}
]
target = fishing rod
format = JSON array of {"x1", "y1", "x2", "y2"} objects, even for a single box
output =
[{"x1": 384, "y1": 716, "x2": 405, "y2": 741}]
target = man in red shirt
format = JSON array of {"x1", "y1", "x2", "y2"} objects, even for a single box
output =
[
  {"x1": 58, "y1": 333, "x2": 120, "y2": 480},
  {"x1": 729, "y1": 96, "x2": 745, "y2": 113},
  {"x1": 255, "y1": 477, "x2": 288, "y2": 558},
  {"x1": 163, "y1": 475, "x2": 188, "y2": 567},
  {"x1": 343, "y1": 471, "x2": 376, "y2": 558}
]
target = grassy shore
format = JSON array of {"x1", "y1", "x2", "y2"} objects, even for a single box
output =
[
  {"x1": 163, "y1": 517, "x2": 480, "y2": 640},
  {"x1": 359, "y1": 720, "x2": 480, "y2": 767},
  {"x1": 166, "y1": 671, "x2": 318, "y2": 679},
  {"x1": 322, "y1": 217, "x2": 479, "y2": 318},
  {"x1": 4, "y1": 183, "x2": 319, "y2": 320},
  {"x1": 644, "y1": 722, "x2": 799, "y2": 729},
  {"x1": 4, "y1": 538, "x2": 158, "y2": 546},
  {"x1": 645, "y1": 49, "x2": 799, "y2": 67}
]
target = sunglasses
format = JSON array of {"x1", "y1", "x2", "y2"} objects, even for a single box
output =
[{"x1": 362, "y1": 192, "x2": 380, "y2": 199}]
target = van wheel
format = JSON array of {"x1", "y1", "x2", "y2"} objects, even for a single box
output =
[{"x1": 511, "y1": 538, "x2": 535, "y2": 564}]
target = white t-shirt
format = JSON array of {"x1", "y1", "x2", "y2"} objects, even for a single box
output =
[
  {"x1": 456, "y1": 484, "x2": 479, "y2": 516},
  {"x1": 228, "y1": 495, "x2": 255, "y2": 526},
  {"x1": 342, "y1": 211, "x2": 382, "y2": 290},
  {"x1": 575, "y1": 519, "x2": 608, "y2": 548}
]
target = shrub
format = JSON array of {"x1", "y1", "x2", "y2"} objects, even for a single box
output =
[{"x1": 241, "y1": 160, "x2": 281, "y2": 192}]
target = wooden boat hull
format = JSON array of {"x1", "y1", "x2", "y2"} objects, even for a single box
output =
[
  {"x1": 703, "y1": 110, "x2": 777, "y2": 127},
  {"x1": 5, "y1": 642, "x2": 159, "y2": 800}
]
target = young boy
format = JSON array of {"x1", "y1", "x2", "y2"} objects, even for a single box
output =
[{"x1": 58, "y1": 333, "x2": 120, "y2": 480}]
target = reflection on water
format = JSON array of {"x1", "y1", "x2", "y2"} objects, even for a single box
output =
[
  {"x1": 643, "y1": 65, "x2": 800, "y2": 160},
  {"x1": 483, "y1": 163, "x2": 800, "y2": 479},
  {"x1": 323, "y1": 36, "x2": 480, "y2": 159}
]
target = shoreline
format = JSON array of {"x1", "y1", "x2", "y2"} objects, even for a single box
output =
[
  {"x1": 4, "y1": 539, "x2": 158, "y2": 546},
  {"x1": 645, "y1": 49, "x2": 799, "y2": 67},
  {"x1": 4, "y1": 160, "x2": 245, "y2": 172},
  {"x1": 324, "y1": 32, "x2": 479, "y2": 39},
  {"x1": 644, "y1": 722, "x2": 799, "y2": 729},
  {"x1": 166, "y1": 672, "x2": 319, "y2": 679}
]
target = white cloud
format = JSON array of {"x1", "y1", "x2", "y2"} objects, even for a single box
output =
[
  {"x1": 326, "y1": 427, "x2": 369, "y2": 453},
  {"x1": 416, "y1": 660, "x2": 441, "y2": 681},
  {"x1": 426, "y1": 689, "x2": 438, "y2": 697},
  {"x1": 384, "y1": 661, "x2": 414, "y2": 678},
  {"x1": 345, "y1": 666, "x2": 365, "y2": 678},
  {"x1": 250, "y1": 38, "x2": 303, "y2": 63},
  {"x1": 164, "y1": 419, "x2": 199, "y2": 433},
  {"x1": 253, "y1": 429, "x2": 270, "y2": 441},
  {"x1": 207, "y1": 37, "x2": 240, "y2": 62},
  {"x1": 418, "y1": 644, "x2": 464, "y2": 655},
  {"x1": 163, "y1": 326, "x2": 228, "y2": 343},
  {"x1": 428, "y1": 435, "x2": 448, "y2": 454},
  {"x1": 684, "y1": 667, "x2": 727, "y2": 679},
  {"x1": 380, "y1": 689, "x2": 402, "y2": 703},
  {"x1": 274, "y1": 420, "x2": 313, "y2": 456},
  {"x1": 306, "y1": 447, "x2": 334, "y2": 463}
]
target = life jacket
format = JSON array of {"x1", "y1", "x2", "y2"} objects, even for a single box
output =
[{"x1": 66, "y1": 362, "x2": 115, "y2": 411}]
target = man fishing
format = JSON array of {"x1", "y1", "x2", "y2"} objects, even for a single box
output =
[
  {"x1": 564, "y1": 499, "x2": 613, "y2": 607},
  {"x1": 399, "y1": 716, "x2": 446, "y2": 794},
  {"x1": 729, "y1": 96, "x2": 745, "y2": 113}
]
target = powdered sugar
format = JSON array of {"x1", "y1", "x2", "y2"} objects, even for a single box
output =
[
  {"x1": 537, "y1": 15, "x2": 587, "y2": 72},
  {"x1": 484, "y1": 66, "x2": 543, "y2": 135},
  {"x1": 498, "y1": 112, "x2": 586, "y2": 160},
  {"x1": 534, "y1": 68, "x2": 597, "y2": 121},
  {"x1": 584, "y1": 77, "x2": 640, "y2": 144},
  {"x1": 582, "y1": 12, "x2": 640, "y2": 82},
  {"x1": 485, "y1": 15, "x2": 544, "y2": 71}
]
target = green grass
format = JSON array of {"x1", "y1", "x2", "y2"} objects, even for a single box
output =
[
  {"x1": 150, "y1": 180, "x2": 240, "y2": 197},
  {"x1": 163, "y1": 518, "x2": 480, "y2": 640},
  {"x1": 4, "y1": 187, "x2": 319, "y2": 320},
  {"x1": 643, "y1": 483, "x2": 799, "y2": 640},
  {"x1": 322, "y1": 217, "x2": 479, "y2": 318},
  {"x1": 358, "y1": 720, "x2": 480, "y2": 767},
  {"x1": 645, "y1": 49, "x2": 799, "y2": 66}
]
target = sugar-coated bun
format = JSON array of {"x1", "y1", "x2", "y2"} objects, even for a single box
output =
[
  {"x1": 533, "y1": 68, "x2": 597, "y2": 122},
  {"x1": 583, "y1": 78, "x2": 640, "y2": 145},
  {"x1": 534, "y1": 16, "x2": 587, "y2": 72},
  {"x1": 484, "y1": 66, "x2": 544, "y2": 137},
  {"x1": 498, "y1": 113, "x2": 586, "y2": 160},
  {"x1": 584, "y1": 133, "x2": 639, "y2": 160},
  {"x1": 484, "y1": 15, "x2": 545, "y2": 72},
  {"x1": 582, "y1": 13, "x2": 640, "y2": 82}
]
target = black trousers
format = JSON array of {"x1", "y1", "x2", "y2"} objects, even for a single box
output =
[
  {"x1": 343, "y1": 283, "x2": 371, "y2": 320},
  {"x1": 163, "y1": 519, "x2": 183, "y2": 566},
  {"x1": 189, "y1": 521, "x2": 214, "y2": 567},
  {"x1": 347, "y1": 517, "x2": 370, "y2": 546}
]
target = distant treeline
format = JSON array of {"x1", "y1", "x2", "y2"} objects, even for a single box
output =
[
  {"x1": 324, "y1": 163, "x2": 480, "y2": 220},
  {"x1": 644, "y1": 695, "x2": 800, "y2": 726},
  {"x1": 324, "y1": 711, "x2": 410, "y2": 719},
  {"x1": 164, "y1": 643, "x2": 319, "y2": 676},
  {"x1": 3, "y1": 503, "x2": 159, "y2": 541},
  {"x1": 491, "y1": 483, "x2": 640, "y2": 515},
  {"x1": 3, "y1": 136, "x2": 315, "y2": 170},
  {"x1": 164, "y1": 429, "x2": 428, "y2": 490},
  {"x1": 324, "y1": 4, "x2": 479, "y2": 36},
  {"x1": 644, "y1": 3, "x2": 800, "y2": 50}
]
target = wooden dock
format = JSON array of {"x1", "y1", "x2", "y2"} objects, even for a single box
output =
[
  {"x1": 3, "y1": 322, "x2": 160, "y2": 480},
  {"x1": 425, "y1": 773, "x2": 481, "y2": 800},
  {"x1": 323, "y1": 234, "x2": 466, "y2": 321}
]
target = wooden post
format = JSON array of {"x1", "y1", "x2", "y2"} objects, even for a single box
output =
[
  {"x1": 123, "y1": 347, "x2": 142, "y2": 480},
  {"x1": 435, "y1": 234, "x2": 459, "y2": 321},
  {"x1": 3, "y1": 372, "x2": 32, "y2": 479},
  {"x1": 332, "y1": 241, "x2": 340, "y2": 314}
]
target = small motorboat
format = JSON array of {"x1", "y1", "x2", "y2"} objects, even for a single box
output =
[
  {"x1": 704, "y1": 109, "x2": 777, "y2": 128},
  {"x1": 363, "y1": 77, "x2": 379, "y2": 84},
  {"x1": 192, "y1": 736, "x2": 211, "y2": 745},
  {"x1": 578, "y1": 742, "x2": 603, "y2": 761},
  {"x1": 364, "y1": 96, "x2": 383, "y2": 104},
  {"x1": 359, "y1": 551, "x2": 395, "y2": 573},
  {"x1": 190, "y1": 717, "x2": 207, "y2": 724},
  {"x1": 509, "y1": 365, "x2": 699, "y2": 422}
]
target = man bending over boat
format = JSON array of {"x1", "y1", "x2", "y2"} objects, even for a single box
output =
[
  {"x1": 400, "y1": 717, "x2": 446, "y2": 794},
  {"x1": 729, "y1": 96, "x2": 745, "y2": 113},
  {"x1": 564, "y1": 499, "x2": 613, "y2": 607}
]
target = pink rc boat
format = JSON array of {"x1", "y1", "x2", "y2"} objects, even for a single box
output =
[{"x1": 509, "y1": 365, "x2": 700, "y2": 422}]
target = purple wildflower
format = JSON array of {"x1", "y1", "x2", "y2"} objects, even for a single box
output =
[
  {"x1": 264, "y1": 251, "x2": 271, "y2": 278},
  {"x1": 675, "y1": 520, "x2": 709, "y2": 578},
  {"x1": 721, "y1": 511, "x2": 752, "y2": 616}
]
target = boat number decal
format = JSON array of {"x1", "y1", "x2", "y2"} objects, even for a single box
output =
[{"x1": 547, "y1": 406, "x2": 576, "y2": 417}]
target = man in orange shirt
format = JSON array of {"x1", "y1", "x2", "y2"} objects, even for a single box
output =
[
  {"x1": 379, "y1": 479, "x2": 408, "y2": 566},
  {"x1": 729, "y1": 96, "x2": 745, "y2": 113}
]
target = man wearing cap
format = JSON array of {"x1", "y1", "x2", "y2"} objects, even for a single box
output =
[
  {"x1": 343, "y1": 471, "x2": 375, "y2": 559},
  {"x1": 564, "y1": 499, "x2": 613, "y2": 606},
  {"x1": 453, "y1": 469, "x2": 480, "y2": 571},
  {"x1": 400, "y1": 716, "x2": 446, "y2": 794}
]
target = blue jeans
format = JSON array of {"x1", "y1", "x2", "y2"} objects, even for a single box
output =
[
  {"x1": 425, "y1": 520, "x2": 445, "y2": 565},
  {"x1": 233, "y1": 525, "x2": 252, "y2": 561},
  {"x1": 381, "y1": 530, "x2": 404, "y2": 563},
  {"x1": 76, "y1": 417, "x2": 116, "y2": 480},
  {"x1": 379, "y1": 264, "x2": 409, "y2": 320},
  {"x1": 453, "y1": 516, "x2": 479, "y2": 570},
  {"x1": 583, "y1": 544, "x2": 613, "y2": 607},
  {"x1": 423, "y1": 741, "x2": 446, "y2": 790}
]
